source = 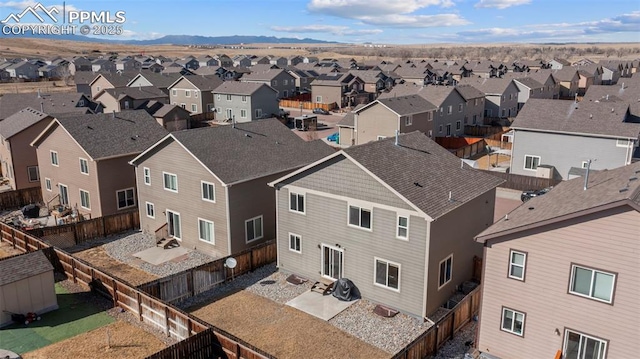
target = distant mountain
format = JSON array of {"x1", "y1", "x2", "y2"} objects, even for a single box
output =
[{"x1": 0, "y1": 33, "x2": 335, "y2": 45}]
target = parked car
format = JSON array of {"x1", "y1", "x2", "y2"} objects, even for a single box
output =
[
  {"x1": 313, "y1": 108, "x2": 330, "y2": 115},
  {"x1": 521, "y1": 186, "x2": 553, "y2": 202},
  {"x1": 327, "y1": 132, "x2": 339, "y2": 142}
]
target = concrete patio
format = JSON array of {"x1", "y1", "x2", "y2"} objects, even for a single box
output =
[
  {"x1": 133, "y1": 246, "x2": 191, "y2": 265},
  {"x1": 286, "y1": 290, "x2": 357, "y2": 320}
]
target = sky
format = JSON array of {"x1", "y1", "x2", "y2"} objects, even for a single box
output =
[{"x1": 0, "y1": 0, "x2": 639, "y2": 44}]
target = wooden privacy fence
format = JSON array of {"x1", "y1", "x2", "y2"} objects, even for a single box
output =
[
  {"x1": 392, "y1": 287, "x2": 482, "y2": 359},
  {"x1": 0, "y1": 222, "x2": 274, "y2": 359},
  {"x1": 279, "y1": 99, "x2": 336, "y2": 111},
  {"x1": 0, "y1": 186, "x2": 42, "y2": 210},
  {"x1": 139, "y1": 240, "x2": 277, "y2": 303},
  {"x1": 28, "y1": 209, "x2": 140, "y2": 248},
  {"x1": 481, "y1": 170, "x2": 561, "y2": 191},
  {"x1": 464, "y1": 125, "x2": 509, "y2": 137}
]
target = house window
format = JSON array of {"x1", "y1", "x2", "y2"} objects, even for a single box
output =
[
  {"x1": 191, "y1": 104, "x2": 197, "y2": 112},
  {"x1": 472, "y1": 115, "x2": 478, "y2": 125},
  {"x1": 226, "y1": 94, "x2": 232, "y2": 101},
  {"x1": 45, "y1": 178, "x2": 52, "y2": 191},
  {"x1": 524, "y1": 155, "x2": 540, "y2": 170},
  {"x1": 447, "y1": 105, "x2": 452, "y2": 114},
  {"x1": 428, "y1": 130, "x2": 433, "y2": 137},
  {"x1": 563, "y1": 330, "x2": 607, "y2": 359},
  {"x1": 146, "y1": 202, "x2": 155, "y2": 218},
  {"x1": 216, "y1": 94, "x2": 221, "y2": 100},
  {"x1": 501, "y1": 307, "x2": 525, "y2": 336},
  {"x1": 439, "y1": 125, "x2": 443, "y2": 133},
  {"x1": 289, "y1": 233, "x2": 301, "y2": 253},
  {"x1": 185, "y1": 90, "x2": 191, "y2": 97},
  {"x1": 283, "y1": 79, "x2": 288, "y2": 85},
  {"x1": 374, "y1": 258, "x2": 400, "y2": 291},
  {"x1": 456, "y1": 121, "x2": 461, "y2": 130},
  {"x1": 198, "y1": 218, "x2": 215, "y2": 244},
  {"x1": 405, "y1": 116, "x2": 412, "y2": 126},
  {"x1": 502, "y1": 109, "x2": 506, "y2": 117},
  {"x1": 143, "y1": 167, "x2": 151, "y2": 185},
  {"x1": 509, "y1": 250, "x2": 526, "y2": 280},
  {"x1": 194, "y1": 91, "x2": 198, "y2": 98},
  {"x1": 167, "y1": 210, "x2": 181, "y2": 239},
  {"x1": 376, "y1": 136, "x2": 386, "y2": 140},
  {"x1": 245, "y1": 215, "x2": 263, "y2": 242},
  {"x1": 124, "y1": 101, "x2": 130, "y2": 109},
  {"x1": 289, "y1": 192, "x2": 305, "y2": 213},
  {"x1": 240, "y1": 109, "x2": 247, "y2": 118},
  {"x1": 397, "y1": 216, "x2": 408, "y2": 239},
  {"x1": 316, "y1": 96, "x2": 322, "y2": 103},
  {"x1": 50, "y1": 150, "x2": 59, "y2": 166},
  {"x1": 172, "y1": 89, "x2": 177, "y2": 96},
  {"x1": 283, "y1": 90, "x2": 288, "y2": 98},
  {"x1": 458, "y1": 104, "x2": 463, "y2": 112},
  {"x1": 241, "y1": 95, "x2": 247, "y2": 103},
  {"x1": 79, "y1": 189, "x2": 90, "y2": 209},
  {"x1": 27, "y1": 166, "x2": 39, "y2": 182},
  {"x1": 201, "y1": 181, "x2": 215, "y2": 202},
  {"x1": 79, "y1": 158, "x2": 89, "y2": 175},
  {"x1": 569, "y1": 264, "x2": 615, "y2": 303},
  {"x1": 616, "y1": 139, "x2": 630, "y2": 147},
  {"x1": 116, "y1": 188, "x2": 135, "y2": 209},
  {"x1": 438, "y1": 254, "x2": 453, "y2": 288},
  {"x1": 96, "y1": 86, "x2": 101, "y2": 92},
  {"x1": 255, "y1": 109, "x2": 262, "y2": 118},
  {"x1": 348, "y1": 205, "x2": 371, "y2": 230},
  {"x1": 272, "y1": 80, "x2": 277, "y2": 86},
  {"x1": 474, "y1": 98, "x2": 478, "y2": 106},
  {"x1": 446, "y1": 124, "x2": 451, "y2": 136},
  {"x1": 163, "y1": 172, "x2": 178, "y2": 192}
]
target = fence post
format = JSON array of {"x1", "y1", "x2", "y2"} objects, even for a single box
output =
[
  {"x1": 71, "y1": 260, "x2": 77, "y2": 283},
  {"x1": 73, "y1": 222, "x2": 79, "y2": 245},
  {"x1": 164, "y1": 306, "x2": 170, "y2": 337},
  {"x1": 451, "y1": 310, "x2": 456, "y2": 340},
  {"x1": 137, "y1": 292, "x2": 143, "y2": 321},
  {"x1": 112, "y1": 278, "x2": 118, "y2": 306},
  {"x1": 11, "y1": 227, "x2": 16, "y2": 249},
  {"x1": 250, "y1": 248, "x2": 254, "y2": 271}
]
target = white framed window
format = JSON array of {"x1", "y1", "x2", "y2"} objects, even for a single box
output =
[
  {"x1": 397, "y1": 215, "x2": 408, "y2": 239},
  {"x1": 348, "y1": 205, "x2": 372, "y2": 230},
  {"x1": 563, "y1": 329, "x2": 607, "y2": 359},
  {"x1": 241, "y1": 95, "x2": 247, "y2": 103},
  {"x1": 376, "y1": 135, "x2": 386, "y2": 140},
  {"x1": 185, "y1": 90, "x2": 191, "y2": 97},
  {"x1": 289, "y1": 192, "x2": 305, "y2": 214},
  {"x1": 283, "y1": 79, "x2": 288, "y2": 85},
  {"x1": 172, "y1": 89, "x2": 177, "y2": 96},
  {"x1": 226, "y1": 94, "x2": 232, "y2": 101},
  {"x1": 194, "y1": 91, "x2": 198, "y2": 98},
  {"x1": 145, "y1": 202, "x2": 155, "y2": 218},
  {"x1": 163, "y1": 172, "x2": 178, "y2": 192},
  {"x1": 240, "y1": 109, "x2": 247, "y2": 118},
  {"x1": 79, "y1": 158, "x2": 89, "y2": 175},
  {"x1": 27, "y1": 166, "x2": 39, "y2": 182},
  {"x1": 201, "y1": 181, "x2": 215, "y2": 202},
  {"x1": 50, "y1": 150, "x2": 59, "y2": 166},
  {"x1": 569, "y1": 264, "x2": 615, "y2": 303},
  {"x1": 316, "y1": 96, "x2": 322, "y2": 103},
  {"x1": 374, "y1": 258, "x2": 400, "y2": 291},
  {"x1": 124, "y1": 101, "x2": 130, "y2": 110},
  {"x1": 245, "y1": 215, "x2": 263, "y2": 243},
  {"x1": 116, "y1": 188, "x2": 135, "y2": 209},
  {"x1": 191, "y1": 104, "x2": 197, "y2": 112},
  {"x1": 438, "y1": 254, "x2": 453, "y2": 289},
  {"x1": 216, "y1": 94, "x2": 221, "y2": 100},
  {"x1": 439, "y1": 125, "x2": 443, "y2": 133},
  {"x1": 524, "y1": 155, "x2": 540, "y2": 170},
  {"x1": 216, "y1": 107, "x2": 221, "y2": 114},
  {"x1": 458, "y1": 104, "x2": 463, "y2": 112},
  {"x1": 143, "y1": 167, "x2": 151, "y2": 185},
  {"x1": 456, "y1": 121, "x2": 461, "y2": 130},
  {"x1": 167, "y1": 210, "x2": 181, "y2": 240},
  {"x1": 405, "y1": 116, "x2": 412, "y2": 126},
  {"x1": 509, "y1": 250, "x2": 526, "y2": 281},
  {"x1": 255, "y1": 109, "x2": 263, "y2": 118},
  {"x1": 272, "y1": 80, "x2": 277, "y2": 86},
  {"x1": 96, "y1": 86, "x2": 101, "y2": 92},
  {"x1": 501, "y1": 307, "x2": 525, "y2": 336},
  {"x1": 198, "y1": 218, "x2": 215, "y2": 244},
  {"x1": 289, "y1": 233, "x2": 301, "y2": 253},
  {"x1": 616, "y1": 139, "x2": 630, "y2": 147},
  {"x1": 474, "y1": 98, "x2": 478, "y2": 106},
  {"x1": 428, "y1": 130, "x2": 433, "y2": 137},
  {"x1": 447, "y1": 105, "x2": 452, "y2": 114},
  {"x1": 79, "y1": 189, "x2": 90, "y2": 210},
  {"x1": 45, "y1": 177, "x2": 52, "y2": 191}
]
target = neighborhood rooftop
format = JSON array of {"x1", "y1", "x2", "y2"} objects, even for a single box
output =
[
  {"x1": 0, "y1": 107, "x2": 51, "y2": 139},
  {"x1": 373, "y1": 95, "x2": 437, "y2": 116},
  {"x1": 212, "y1": 81, "x2": 274, "y2": 95},
  {"x1": 0, "y1": 251, "x2": 53, "y2": 286},
  {"x1": 0, "y1": 92, "x2": 92, "y2": 120}
]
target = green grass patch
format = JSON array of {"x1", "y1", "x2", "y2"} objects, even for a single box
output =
[{"x1": 0, "y1": 283, "x2": 114, "y2": 354}]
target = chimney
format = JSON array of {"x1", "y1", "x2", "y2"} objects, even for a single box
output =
[
  {"x1": 583, "y1": 159, "x2": 592, "y2": 190},
  {"x1": 394, "y1": 130, "x2": 399, "y2": 146},
  {"x1": 40, "y1": 102, "x2": 44, "y2": 112}
]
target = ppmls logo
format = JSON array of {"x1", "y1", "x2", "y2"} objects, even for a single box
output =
[{"x1": 1, "y1": 2, "x2": 126, "y2": 36}]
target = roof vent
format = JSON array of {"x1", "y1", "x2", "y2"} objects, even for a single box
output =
[
  {"x1": 87, "y1": 126, "x2": 93, "y2": 130},
  {"x1": 611, "y1": 108, "x2": 614, "y2": 113},
  {"x1": 245, "y1": 133, "x2": 251, "y2": 138},
  {"x1": 414, "y1": 182, "x2": 423, "y2": 187},
  {"x1": 528, "y1": 207, "x2": 535, "y2": 210},
  {"x1": 629, "y1": 176, "x2": 638, "y2": 181},
  {"x1": 589, "y1": 114, "x2": 592, "y2": 119},
  {"x1": 619, "y1": 188, "x2": 628, "y2": 193}
]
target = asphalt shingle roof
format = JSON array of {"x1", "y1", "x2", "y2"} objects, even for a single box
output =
[
  {"x1": 170, "y1": 119, "x2": 335, "y2": 184},
  {"x1": 176, "y1": 75, "x2": 223, "y2": 91},
  {"x1": 374, "y1": 95, "x2": 437, "y2": 116},
  {"x1": 455, "y1": 84, "x2": 485, "y2": 100},
  {"x1": 0, "y1": 107, "x2": 51, "y2": 139},
  {"x1": 458, "y1": 77, "x2": 514, "y2": 95},
  {"x1": 0, "y1": 92, "x2": 92, "y2": 120},
  {"x1": 130, "y1": 71, "x2": 183, "y2": 89},
  {"x1": 102, "y1": 86, "x2": 168, "y2": 101},
  {"x1": 212, "y1": 81, "x2": 274, "y2": 95},
  {"x1": 0, "y1": 251, "x2": 53, "y2": 286},
  {"x1": 477, "y1": 161, "x2": 640, "y2": 241},
  {"x1": 343, "y1": 132, "x2": 504, "y2": 219}
]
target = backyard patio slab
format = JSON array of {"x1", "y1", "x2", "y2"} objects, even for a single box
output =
[
  {"x1": 286, "y1": 290, "x2": 357, "y2": 320},
  {"x1": 132, "y1": 246, "x2": 190, "y2": 265}
]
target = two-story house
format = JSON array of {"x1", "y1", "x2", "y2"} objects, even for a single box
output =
[
  {"x1": 126, "y1": 71, "x2": 182, "y2": 96},
  {"x1": 90, "y1": 72, "x2": 139, "y2": 100},
  {"x1": 212, "y1": 82, "x2": 279, "y2": 122},
  {"x1": 241, "y1": 68, "x2": 296, "y2": 99},
  {"x1": 0, "y1": 92, "x2": 99, "y2": 121},
  {"x1": 456, "y1": 84, "x2": 486, "y2": 126},
  {"x1": 0, "y1": 108, "x2": 54, "y2": 190},
  {"x1": 311, "y1": 73, "x2": 367, "y2": 108},
  {"x1": 459, "y1": 78, "x2": 519, "y2": 119},
  {"x1": 474, "y1": 162, "x2": 640, "y2": 359},
  {"x1": 502, "y1": 73, "x2": 555, "y2": 110},
  {"x1": 552, "y1": 67, "x2": 580, "y2": 99},
  {"x1": 167, "y1": 75, "x2": 223, "y2": 114},
  {"x1": 129, "y1": 119, "x2": 334, "y2": 258},
  {"x1": 93, "y1": 86, "x2": 168, "y2": 113},
  {"x1": 5, "y1": 60, "x2": 39, "y2": 80},
  {"x1": 31, "y1": 111, "x2": 167, "y2": 218},
  {"x1": 509, "y1": 99, "x2": 640, "y2": 180},
  {"x1": 269, "y1": 132, "x2": 504, "y2": 319}
]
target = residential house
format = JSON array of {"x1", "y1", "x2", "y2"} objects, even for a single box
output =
[
  {"x1": 115, "y1": 58, "x2": 141, "y2": 72},
  {"x1": 217, "y1": 55, "x2": 233, "y2": 68},
  {"x1": 509, "y1": 99, "x2": 640, "y2": 180},
  {"x1": 598, "y1": 61, "x2": 622, "y2": 85},
  {"x1": 212, "y1": 82, "x2": 279, "y2": 122},
  {"x1": 73, "y1": 71, "x2": 97, "y2": 95},
  {"x1": 311, "y1": 73, "x2": 367, "y2": 108},
  {"x1": 167, "y1": 75, "x2": 223, "y2": 114},
  {"x1": 68, "y1": 56, "x2": 93, "y2": 73},
  {"x1": 233, "y1": 55, "x2": 252, "y2": 68},
  {"x1": 0, "y1": 92, "x2": 99, "y2": 121},
  {"x1": 91, "y1": 59, "x2": 116, "y2": 72},
  {"x1": 31, "y1": 111, "x2": 167, "y2": 218},
  {"x1": 459, "y1": 78, "x2": 519, "y2": 119},
  {"x1": 526, "y1": 70, "x2": 560, "y2": 99},
  {"x1": 241, "y1": 68, "x2": 296, "y2": 99},
  {"x1": 269, "y1": 56, "x2": 289, "y2": 68},
  {"x1": 288, "y1": 56, "x2": 304, "y2": 66},
  {"x1": 576, "y1": 64, "x2": 603, "y2": 96},
  {"x1": 348, "y1": 70, "x2": 386, "y2": 96},
  {"x1": 394, "y1": 66, "x2": 428, "y2": 85},
  {"x1": 38, "y1": 63, "x2": 69, "y2": 80},
  {"x1": 286, "y1": 68, "x2": 316, "y2": 93},
  {"x1": 474, "y1": 162, "x2": 640, "y2": 359},
  {"x1": 0, "y1": 62, "x2": 11, "y2": 81},
  {"x1": 197, "y1": 55, "x2": 219, "y2": 68},
  {"x1": 552, "y1": 67, "x2": 580, "y2": 99},
  {"x1": 0, "y1": 108, "x2": 54, "y2": 190},
  {"x1": 90, "y1": 72, "x2": 139, "y2": 99},
  {"x1": 353, "y1": 95, "x2": 436, "y2": 145},
  {"x1": 175, "y1": 58, "x2": 200, "y2": 71},
  {"x1": 93, "y1": 86, "x2": 168, "y2": 113},
  {"x1": 503, "y1": 74, "x2": 554, "y2": 110},
  {"x1": 129, "y1": 119, "x2": 334, "y2": 258},
  {"x1": 512, "y1": 59, "x2": 547, "y2": 72},
  {"x1": 126, "y1": 71, "x2": 183, "y2": 95},
  {"x1": 269, "y1": 132, "x2": 504, "y2": 318},
  {"x1": 137, "y1": 101, "x2": 192, "y2": 132},
  {"x1": 456, "y1": 84, "x2": 486, "y2": 126},
  {"x1": 141, "y1": 61, "x2": 164, "y2": 73},
  {"x1": 5, "y1": 60, "x2": 39, "y2": 80},
  {"x1": 548, "y1": 58, "x2": 571, "y2": 70},
  {"x1": 251, "y1": 56, "x2": 271, "y2": 66}
]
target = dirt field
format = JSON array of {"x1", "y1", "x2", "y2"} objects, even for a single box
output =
[
  {"x1": 0, "y1": 240, "x2": 23, "y2": 258},
  {"x1": 191, "y1": 291, "x2": 389, "y2": 359},
  {"x1": 0, "y1": 81, "x2": 76, "y2": 95},
  {"x1": 22, "y1": 320, "x2": 166, "y2": 359},
  {"x1": 73, "y1": 247, "x2": 158, "y2": 286}
]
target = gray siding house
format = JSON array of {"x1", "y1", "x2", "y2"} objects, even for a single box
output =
[
  {"x1": 459, "y1": 78, "x2": 519, "y2": 119},
  {"x1": 270, "y1": 132, "x2": 503, "y2": 319},
  {"x1": 212, "y1": 82, "x2": 279, "y2": 122},
  {"x1": 510, "y1": 99, "x2": 640, "y2": 180},
  {"x1": 167, "y1": 75, "x2": 223, "y2": 114},
  {"x1": 130, "y1": 119, "x2": 334, "y2": 258},
  {"x1": 241, "y1": 69, "x2": 296, "y2": 99}
]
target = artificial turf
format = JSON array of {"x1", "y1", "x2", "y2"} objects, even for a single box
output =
[{"x1": 0, "y1": 283, "x2": 114, "y2": 354}]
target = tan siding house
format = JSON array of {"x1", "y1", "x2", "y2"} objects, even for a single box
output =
[{"x1": 475, "y1": 162, "x2": 640, "y2": 359}]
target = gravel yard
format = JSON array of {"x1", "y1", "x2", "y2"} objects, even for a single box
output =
[{"x1": 433, "y1": 322, "x2": 477, "y2": 359}]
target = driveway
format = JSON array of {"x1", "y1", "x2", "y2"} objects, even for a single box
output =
[{"x1": 283, "y1": 107, "x2": 346, "y2": 142}]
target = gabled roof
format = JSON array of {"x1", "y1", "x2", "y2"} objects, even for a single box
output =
[
  {"x1": 455, "y1": 84, "x2": 485, "y2": 100},
  {"x1": 127, "y1": 71, "x2": 182, "y2": 89},
  {"x1": 0, "y1": 251, "x2": 53, "y2": 286},
  {"x1": 0, "y1": 107, "x2": 52, "y2": 139},
  {"x1": 0, "y1": 92, "x2": 93, "y2": 120},
  {"x1": 477, "y1": 161, "x2": 640, "y2": 242},
  {"x1": 242, "y1": 68, "x2": 289, "y2": 82},
  {"x1": 32, "y1": 110, "x2": 168, "y2": 160},
  {"x1": 132, "y1": 119, "x2": 335, "y2": 185},
  {"x1": 73, "y1": 71, "x2": 98, "y2": 85},
  {"x1": 512, "y1": 77, "x2": 544, "y2": 90},
  {"x1": 552, "y1": 67, "x2": 580, "y2": 82},
  {"x1": 458, "y1": 77, "x2": 515, "y2": 95},
  {"x1": 512, "y1": 98, "x2": 639, "y2": 139},
  {"x1": 370, "y1": 95, "x2": 437, "y2": 116},
  {"x1": 168, "y1": 74, "x2": 223, "y2": 91},
  {"x1": 89, "y1": 71, "x2": 139, "y2": 87},
  {"x1": 212, "y1": 81, "x2": 276, "y2": 95},
  {"x1": 100, "y1": 86, "x2": 167, "y2": 101},
  {"x1": 348, "y1": 70, "x2": 383, "y2": 83}
]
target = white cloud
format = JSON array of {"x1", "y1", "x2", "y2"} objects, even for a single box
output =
[
  {"x1": 0, "y1": 0, "x2": 38, "y2": 8},
  {"x1": 271, "y1": 24, "x2": 383, "y2": 36},
  {"x1": 358, "y1": 13, "x2": 469, "y2": 27},
  {"x1": 474, "y1": 0, "x2": 531, "y2": 9}
]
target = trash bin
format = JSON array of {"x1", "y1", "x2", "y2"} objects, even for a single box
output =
[{"x1": 21, "y1": 204, "x2": 40, "y2": 218}]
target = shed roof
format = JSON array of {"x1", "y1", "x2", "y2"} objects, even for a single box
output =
[{"x1": 0, "y1": 251, "x2": 53, "y2": 286}]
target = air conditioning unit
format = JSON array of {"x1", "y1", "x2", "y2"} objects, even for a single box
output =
[{"x1": 536, "y1": 165, "x2": 554, "y2": 179}]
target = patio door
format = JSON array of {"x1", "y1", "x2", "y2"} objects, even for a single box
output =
[
  {"x1": 321, "y1": 244, "x2": 343, "y2": 280},
  {"x1": 58, "y1": 184, "x2": 69, "y2": 206},
  {"x1": 166, "y1": 210, "x2": 181, "y2": 240}
]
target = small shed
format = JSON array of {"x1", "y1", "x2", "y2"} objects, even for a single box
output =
[
  {"x1": 0, "y1": 251, "x2": 58, "y2": 327},
  {"x1": 294, "y1": 115, "x2": 318, "y2": 131}
]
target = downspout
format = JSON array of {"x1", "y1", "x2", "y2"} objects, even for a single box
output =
[
  {"x1": 421, "y1": 218, "x2": 432, "y2": 320},
  {"x1": 274, "y1": 188, "x2": 281, "y2": 269},
  {"x1": 225, "y1": 185, "x2": 232, "y2": 256}
]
